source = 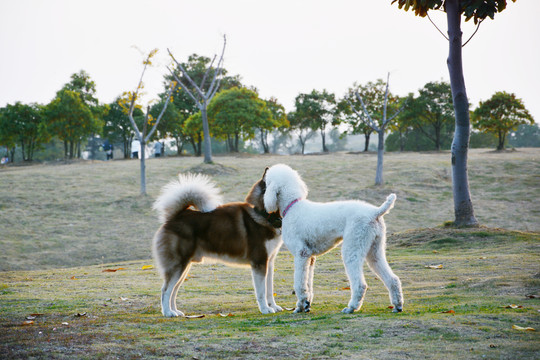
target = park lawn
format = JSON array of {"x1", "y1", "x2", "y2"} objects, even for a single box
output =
[
  {"x1": 0, "y1": 227, "x2": 538, "y2": 359},
  {"x1": 0, "y1": 149, "x2": 539, "y2": 358}
]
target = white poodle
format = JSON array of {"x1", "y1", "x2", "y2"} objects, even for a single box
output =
[{"x1": 262, "y1": 164, "x2": 403, "y2": 313}]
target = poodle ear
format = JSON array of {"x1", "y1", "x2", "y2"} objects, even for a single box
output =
[{"x1": 263, "y1": 181, "x2": 279, "y2": 213}]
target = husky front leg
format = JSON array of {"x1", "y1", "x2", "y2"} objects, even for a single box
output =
[
  {"x1": 251, "y1": 264, "x2": 276, "y2": 314},
  {"x1": 265, "y1": 252, "x2": 283, "y2": 312}
]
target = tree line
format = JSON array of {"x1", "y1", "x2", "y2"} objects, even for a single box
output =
[{"x1": 0, "y1": 60, "x2": 536, "y2": 164}]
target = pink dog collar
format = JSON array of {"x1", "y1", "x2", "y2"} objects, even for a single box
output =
[{"x1": 282, "y1": 198, "x2": 301, "y2": 218}]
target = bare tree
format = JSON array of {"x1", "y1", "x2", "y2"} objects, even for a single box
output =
[
  {"x1": 350, "y1": 73, "x2": 405, "y2": 185},
  {"x1": 126, "y1": 50, "x2": 176, "y2": 195},
  {"x1": 167, "y1": 36, "x2": 227, "y2": 164}
]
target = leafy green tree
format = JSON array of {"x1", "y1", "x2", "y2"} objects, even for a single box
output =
[
  {"x1": 472, "y1": 91, "x2": 534, "y2": 150},
  {"x1": 184, "y1": 112, "x2": 203, "y2": 156},
  {"x1": 392, "y1": 0, "x2": 516, "y2": 226},
  {"x1": 287, "y1": 110, "x2": 315, "y2": 155},
  {"x1": 103, "y1": 98, "x2": 143, "y2": 158},
  {"x1": 260, "y1": 97, "x2": 289, "y2": 153},
  {"x1": 294, "y1": 90, "x2": 338, "y2": 152},
  {"x1": 349, "y1": 75, "x2": 404, "y2": 185},
  {"x1": 168, "y1": 37, "x2": 230, "y2": 163},
  {"x1": 44, "y1": 90, "x2": 101, "y2": 159},
  {"x1": 409, "y1": 81, "x2": 455, "y2": 151},
  {"x1": 0, "y1": 102, "x2": 45, "y2": 161},
  {"x1": 62, "y1": 70, "x2": 98, "y2": 107},
  {"x1": 207, "y1": 87, "x2": 273, "y2": 152},
  {"x1": 388, "y1": 94, "x2": 414, "y2": 152}
]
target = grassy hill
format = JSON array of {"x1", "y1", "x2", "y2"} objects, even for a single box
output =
[{"x1": 0, "y1": 149, "x2": 539, "y2": 358}]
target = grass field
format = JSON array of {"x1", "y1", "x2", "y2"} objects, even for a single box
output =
[{"x1": 1, "y1": 149, "x2": 539, "y2": 359}]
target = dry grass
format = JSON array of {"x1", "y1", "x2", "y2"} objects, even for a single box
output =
[{"x1": 0, "y1": 148, "x2": 538, "y2": 271}]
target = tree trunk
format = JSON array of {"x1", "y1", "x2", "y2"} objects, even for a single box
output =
[
  {"x1": 446, "y1": 0, "x2": 478, "y2": 226},
  {"x1": 375, "y1": 130, "x2": 385, "y2": 185},
  {"x1": 364, "y1": 132, "x2": 371, "y2": 152},
  {"x1": 497, "y1": 130, "x2": 505, "y2": 150},
  {"x1": 140, "y1": 140, "x2": 146, "y2": 195},
  {"x1": 200, "y1": 105, "x2": 213, "y2": 163},
  {"x1": 321, "y1": 129, "x2": 328, "y2": 152}
]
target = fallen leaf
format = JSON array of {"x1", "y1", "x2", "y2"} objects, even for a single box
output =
[
  {"x1": 141, "y1": 265, "x2": 154, "y2": 270},
  {"x1": 526, "y1": 294, "x2": 539, "y2": 299},
  {"x1": 185, "y1": 314, "x2": 205, "y2": 319},
  {"x1": 120, "y1": 297, "x2": 128, "y2": 301},
  {"x1": 29, "y1": 313, "x2": 44, "y2": 317},
  {"x1": 102, "y1": 268, "x2": 125, "y2": 273},
  {"x1": 70, "y1": 276, "x2": 78, "y2": 280},
  {"x1": 22, "y1": 320, "x2": 34, "y2": 326},
  {"x1": 478, "y1": 256, "x2": 487, "y2": 259},
  {"x1": 512, "y1": 325, "x2": 535, "y2": 331},
  {"x1": 218, "y1": 313, "x2": 234, "y2": 317},
  {"x1": 489, "y1": 344, "x2": 497, "y2": 348},
  {"x1": 441, "y1": 310, "x2": 455, "y2": 314},
  {"x1": 61, "y1": 322, "x2": 69, "y2": 326},
  {"x1": 432, "y1": 250, "x2": 439, "y2": 253},
  {"x1": 340, "y1": 286, "x2": 351, "y2": 290},
  {"x1": 425, "y1": 264, "x2": 443, "y2": 269},
  {"x1": 501, "y1": 304, "x2": 523, "y2": 309},
  {"x1": 283, "y1": 307, "x2": 295, "y2": 311},
  {"x1": 74, "y1": 312, "x2": 87, "y2": 317},
  {"x1": 388, "y1": 306, "x2": 394, "y2": 309}
]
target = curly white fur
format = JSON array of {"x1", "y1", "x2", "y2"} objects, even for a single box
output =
[
  {"x1": 153, "y1": 173, "x2": 223, "y2": 223},
  {"x1": 263, "y1": 164, "x2": 403, "y2": 314}
]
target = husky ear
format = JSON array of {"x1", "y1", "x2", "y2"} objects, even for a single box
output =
[{"x1": 263, "y1": 181, "x2": 279, "y2": 213}]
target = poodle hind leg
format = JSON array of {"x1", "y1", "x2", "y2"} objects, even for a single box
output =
[
  {"x1": 341, "y1": 234, "x2": 370, "y2": 314},
  {"x1": 307, "y1": 256, "x2": 316, "y2": 304},
  {"x1": 367, "y1": 238, "x2": 403, "y2": 312}
]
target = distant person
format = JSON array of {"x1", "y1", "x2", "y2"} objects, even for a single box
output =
[
  {"x1": 104, "y1": 140, "x2": 114, "y2": 160},
  {"x1": 131, "y1": 138, "x2": 141, "y2": 159},
  {"x1": 154, "y1": 141, "x2": 163, "y2": 158},
  {"x1": 1, "y1": 156, "x2": 8, "y2": 165}
]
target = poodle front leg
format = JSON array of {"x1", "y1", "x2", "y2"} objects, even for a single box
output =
[
  {"x1": 293, "y1": 253, "x2": 311, "y2": 313},
  {"x1": 251, "y1": 265, "x2": 276, "y2": 314}
]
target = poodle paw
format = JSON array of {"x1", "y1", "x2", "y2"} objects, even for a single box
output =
[
  {"x1": 293, "y1": 300, "x2": 310, "y2": 313},
  {"x1": 270, "y1": 304, "x2": 283, "y2": 312},
  {"x1": 341, "y1": 307, "x2": 355, "y2": 314},
  {"x1": 260, "y1": 307, "x2": 276, "y2": 314},
  {"x1": 392, "y1": 305, "x2": 403, "y2": 313},
  {"x1": 163, "y1": 309, "x2": 183, "y2": 317}
]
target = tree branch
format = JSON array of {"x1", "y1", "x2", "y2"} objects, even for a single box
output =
[
  {"x1": 206, "y1": 35, "x2": 227, "y2": 100},
  {"x1": 462, "y1": 19, "x2": 483, "y2": 47},
  {"x1": 354, "y1": 92, "x2": 381, "y2": 132},
  {"x1": 167, "y1": 48, "x2": 205, "y2": 97},
  {"x1": 145, "y1": 82, "x2": 177, "y2": 142},
  {"x1": 166, "y1": 66, "x2": 200, "y2": 105},
  {"x1": 200, "y1": 54, "x2": 217, "y2": 90},
  {"x1": 427, "y1": 11, "x2": 449, "y2": 41}
]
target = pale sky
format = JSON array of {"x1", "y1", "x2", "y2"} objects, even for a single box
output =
[{"x1": 1, "y1": 0, "x2": 539, "y2": 122}]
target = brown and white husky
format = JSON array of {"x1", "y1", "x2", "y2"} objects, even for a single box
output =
[{"x1": 152, "y1": 170, "x2": 283, "y2": 317}]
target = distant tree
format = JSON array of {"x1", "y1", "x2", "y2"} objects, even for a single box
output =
[
  {"x1": 207, "y1": 87, "x2": 273, "y2": 152},
  {"x1": 349, "y1": 74, "x2": 405, "y2": 185},
  {"x1": 342, "y1": 82, "x2": 392, "y2": 152},
  {"x1": 103, "y1": 98, "x2": 143, "y2": 158},
  {"x1": 392, "y1": 0, "x2": 517, "y2": 226},
  {"x1": 294, "y1": 90, "x2": 338, "y2": 152},
  {"x1": 260, "y1": 97, "x2": 289, "y2": 153},
  {"x1": 410, "y1": 81, "x2": 455, "y2": 151},
  {"x1": 0, "y1": 102, "x2": 45, "y2": 162},
  {"x1": 388, "y1": 94, "x2": 414, "y2": 152},
  {"x1": 287, "y1": 110, "x2": 315, "y2": 155},
  {"x1": 122, "y1": 49, "x2": 176, "y2": 195},
  {"x1": 168, "y1": 36, "x2": 228, "y2": 163},
  {"x1": 184, "y1": 112, "x2": 203, "y2": 156},
  {"x1": 44, "y1": 89, "x2": 101, "y2": 159},
  {"x1": 472, "y1": 91, "x2": 534, "y2": 150}
]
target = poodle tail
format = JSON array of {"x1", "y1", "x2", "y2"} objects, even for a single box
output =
[
  {"x1": 153, "y1": 173, "x2": 223, "y2": 223},
  {"x1": 374, "y1": 193, "x2": 397, "y2": 219}
]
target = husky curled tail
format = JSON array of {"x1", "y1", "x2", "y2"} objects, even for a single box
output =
[{"x1": 153, "y1": 173, "x2": 223, "y2": 224}]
